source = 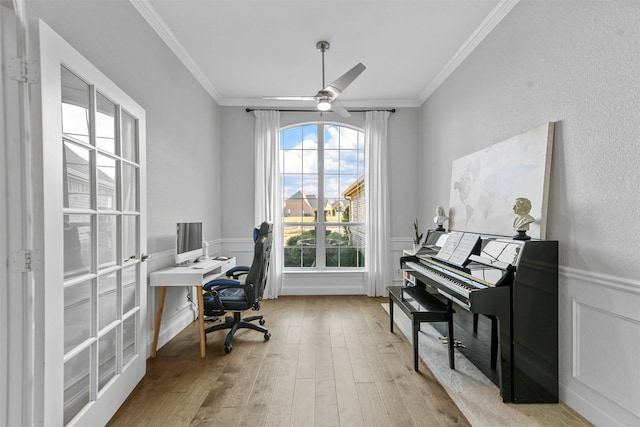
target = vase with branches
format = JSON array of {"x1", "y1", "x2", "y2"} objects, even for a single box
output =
[{"x1": 413, "y1": 218, "x2": 424, "y2": 252}]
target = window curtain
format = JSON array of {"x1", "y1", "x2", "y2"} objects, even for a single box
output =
[
  {"x1": 364, "y1": 110, "x2": 391, "y2": 297},
  {"x1": 254, "y1": 110, "x2": 282, "y2": 299}
]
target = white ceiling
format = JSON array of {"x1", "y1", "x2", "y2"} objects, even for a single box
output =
[{"x1": 133, "y1": 0, "x2": 518, "y2": 109}]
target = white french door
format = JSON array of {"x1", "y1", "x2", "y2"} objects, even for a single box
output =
[{"x1": 37, "y1": 21, "x2": 147, "y2": 426}]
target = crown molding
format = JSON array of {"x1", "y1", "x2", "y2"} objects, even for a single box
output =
[
  {"x1": 417, "y1": 0, "x2": 520, "y2": 105},
  {"x1": 129, "y1": 0, "x2": 222, "y2": 103}
]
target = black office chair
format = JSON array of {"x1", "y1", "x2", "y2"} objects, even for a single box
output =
[
  {"x1": 202, "y1": 222, "x2": 273, "y2": 354},
  {"x1": 223, "y1": 225, "x2": 260, "y2": 279}
]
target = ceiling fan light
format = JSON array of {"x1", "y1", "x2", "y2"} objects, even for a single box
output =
[{"x1": 317, "y1": 100, "x2": 332, "y2": 111}]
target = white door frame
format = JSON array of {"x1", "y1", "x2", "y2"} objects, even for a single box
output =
[{"x1": 2, "y1": 1, "x2": 41, "y2": 425}]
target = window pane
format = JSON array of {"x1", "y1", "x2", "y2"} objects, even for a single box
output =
[
  {"x1": 64, "y1": 279, "x2": 92, "y2": 353},
  {"x1": 326, "y1": 225, "x2": 365, "y2": 267},
  {"x1": 97, "y1": 154, "x2": 117, "y2": 210},
  {"x1": 339, "y1": 127, "x2": 359, "y2": 149},
  {"x1": 281, "y1": 126, "x2": 303, "y2": 150},
  {"x1": 64, "y1": 141, "x2": 92, "y2": 209},
  {"x1": 61, "y1": 66, "x2": 90, "y2": 144},
  {"x1": 64, "y1": 346, "x2": 91, "y2": 425},
  {"x1": 283, "y1": 225, "x2": 316, "y2": 268},
  {"x1": 98, "y1": 272, "x2": 118, "y2": 330},
  {"x1": 98, "y1": 214, "x2": 117, "y2": 269},
  {"x1": 282, "y1": 174, "x2": 302, "y2": 200},
  {"x1": 324, "y1": 175, "x2": 340, "y2": 201},
  {"x1": 122, "y1": 163, "x2": 137, "y2": 212},
  {"x1": 96, "y1": 92, "x2": 116, "y2": 154},
  {"x1": 123, "y1": 315, "x2": 137, "y2": 366},
  {"x1": 122, "y1": 215, "x2": 137, "y2": 263},
  {"x1": 64, "y1": 214, "x2": 92, "y2": 279},
  {"x1": 340, "y1": 150, "x2": 359, "y2": 174},
  {"x1": 122, "y1": 265, "x2": 138, "y2": 314},
  {"x1": 121, "y1": 110, "x2": 138, "y2": 163},
  {"x1": 98, "y1": 328, "x2": 117, "y2": 392},
  {"x1": 324, "y1": 149, "x2": 340, "y2": 174}
]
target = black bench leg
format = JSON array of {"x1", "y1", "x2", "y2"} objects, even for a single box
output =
[
  {"x1": 413, "y1": 319, "x2": 420, "y2": 371},
  {"x1": 473, "y1": 313, "x2": 478, "y2": 334},
  {"x1": 389, "y1": 298, "x2": 394, "y2": 333},
  {"x1": 447, "y1": 301, "x2": 455, "y2": 370}
]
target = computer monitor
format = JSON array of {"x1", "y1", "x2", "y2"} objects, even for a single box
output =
[{"x1": 175, "y1": 222, "x2": 203, "y2": 264}]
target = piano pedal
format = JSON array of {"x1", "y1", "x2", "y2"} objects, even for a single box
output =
[{"x1": 438, "y1": 336, "x2": 465, "y2": 348}]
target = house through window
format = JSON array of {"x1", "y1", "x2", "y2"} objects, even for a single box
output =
[{"x1": 281, "y1": 123, "x2": 365, "y2": 269}]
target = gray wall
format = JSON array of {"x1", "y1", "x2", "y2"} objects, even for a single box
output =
[
  {"x1": 419, "y1": 1, "x2": 640, "y2": 425},
  {"x1": 420, "y1": 0, "x2": 639, "y2": 278}
]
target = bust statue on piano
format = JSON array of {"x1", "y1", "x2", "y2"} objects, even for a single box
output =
[
  {"x1": 513, "y1": 197, "x2": 535, "y2": 240},
  {"x1": 434, "y1": 206, "x2": 449, "y2": 231}
]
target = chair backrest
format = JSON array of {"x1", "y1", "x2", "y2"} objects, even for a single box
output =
[{"x1": 245, "y1": 222, "x2": 273, "y2": 304}]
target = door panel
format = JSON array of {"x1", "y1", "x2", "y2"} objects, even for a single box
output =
[{"x1": 38, "y1": 21, "x2": 147, "y2": 426}]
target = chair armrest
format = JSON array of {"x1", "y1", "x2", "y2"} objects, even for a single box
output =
[
  {"x1": 225, "y1": 266, "x2": 250, "y2": 279},
  {"x1": 203, "y1": 279, "x2": 255, "y2": 294},
  {"x1": 203, "y1": 278, "x2": 240, "y2": 292}
]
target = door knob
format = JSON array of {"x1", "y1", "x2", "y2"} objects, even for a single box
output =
[{"x1": 141, "y1": 254, "x2": 151, "y2": 262}]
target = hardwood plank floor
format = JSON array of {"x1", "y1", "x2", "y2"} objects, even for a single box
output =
[
  {"x1": 108, "y1": 296, "x2": 468, "y2": 426},
  {"x1": 107, "y1": 295, "x2": 587, "y2": 426}
]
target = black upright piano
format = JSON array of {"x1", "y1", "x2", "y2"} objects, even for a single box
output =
[{"x1": 401, "y1": 230, "x2": 558, "y2": 403}]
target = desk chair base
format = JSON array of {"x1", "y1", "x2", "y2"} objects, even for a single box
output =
[{"x1": 204, "y1": 311, "x2": 271, "y2": 353}]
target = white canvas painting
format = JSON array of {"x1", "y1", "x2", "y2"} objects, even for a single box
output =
[{"x1": 448, "y1": 122, "x2": 554, "y2": 239}]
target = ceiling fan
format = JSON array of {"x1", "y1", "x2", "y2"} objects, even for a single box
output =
[{"x1": 263, "y1": 40, "x2": 366, "y2": 118}]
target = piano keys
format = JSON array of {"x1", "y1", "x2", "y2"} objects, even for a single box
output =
[{"x1": 401, "y1": 230, "x2": 558, "y2": 403}]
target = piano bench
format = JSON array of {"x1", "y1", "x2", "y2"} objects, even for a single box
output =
[{"x1": 387, "y1": 285, "x2": 455, "y2": 372}]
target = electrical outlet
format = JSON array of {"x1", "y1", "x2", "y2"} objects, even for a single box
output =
[{"x1": 395, "y1": 268, "x2": 402, "y2": 277}]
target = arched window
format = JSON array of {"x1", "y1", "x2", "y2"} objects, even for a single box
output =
[{"x1": 280, "y1": 123, "x2": 365, "y2": 269}]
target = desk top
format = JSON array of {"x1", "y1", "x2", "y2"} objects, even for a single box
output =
[{"x1": 150, "y1": 257, "x2": 236, "y2": 286}]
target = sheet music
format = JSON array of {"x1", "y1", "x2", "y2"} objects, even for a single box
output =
[
  {"x1": 448, "y1": 233, "x2": 480, "y2": 266},
  {"x1": 434, "y1": 231, "x2": 463, "y2": 261},
  {"x1": 434, "y1": 231, "x2": 480, "y2": 267}
]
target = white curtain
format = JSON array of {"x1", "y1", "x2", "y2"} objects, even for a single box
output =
[
  {"x1": 254, "y1": 110, "x2": 282, "y2": 298},
  {"x1": 364, "y1": 110, "x2": 391, "y2": 297}
]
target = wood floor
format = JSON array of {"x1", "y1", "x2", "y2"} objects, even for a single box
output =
[{"x1": 108, "y1": 295, "x2": 470, "y2": 427}]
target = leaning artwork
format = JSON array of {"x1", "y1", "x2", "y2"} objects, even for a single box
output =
[{"x1": 448, "y1": 122, "x2": 554, "y2": 239}]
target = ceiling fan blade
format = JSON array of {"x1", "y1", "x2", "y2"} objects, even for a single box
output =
[
  {"x1": 262, "y1": 96, "x2": 316, "y2": 101},
  {"x1": 330, "y1": 100, "x2": 350, "y2": 118},
  {"x1": 323, "y1": 62, "x2": 366, "y2": 98}
]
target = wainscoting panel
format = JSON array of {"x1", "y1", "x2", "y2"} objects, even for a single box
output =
[{"x1": 560, "y1": 266, "x2": 640, "y2": 427}]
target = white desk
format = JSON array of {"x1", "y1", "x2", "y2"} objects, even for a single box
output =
[{"x1": 150, "y1": 257, "x2": 236, "y2": 357}]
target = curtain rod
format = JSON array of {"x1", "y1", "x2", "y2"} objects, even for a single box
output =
[{"x1": 245, "y1": 108, "x2": 396, "y2": 113}]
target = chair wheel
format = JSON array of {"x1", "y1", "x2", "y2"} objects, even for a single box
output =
[
  {"x1": 224, "y1": 344, "x2": 232, "y2": 354},
  {"x1": 264, "y1": 332, "x2": 271, "y2": 340},
  {"x1": 259, "y1": 319, "x2": 266, "y2": 325}
]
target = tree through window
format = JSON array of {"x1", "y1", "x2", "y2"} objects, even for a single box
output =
[{"x1": 281, "y1": 123, "x2": 365, "y2": 269}]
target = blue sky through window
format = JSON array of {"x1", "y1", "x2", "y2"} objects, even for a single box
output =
[{"x1": 280, "y1": 124, "x2": 364, "y2": 203}]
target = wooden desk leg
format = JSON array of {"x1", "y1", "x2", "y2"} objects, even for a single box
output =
[
  {"x1": 197, "y1": 285, "x2": 206, "y2": 358},
  {"x1": 151, "y1": 286, "x2": 168, "y2": 358}
]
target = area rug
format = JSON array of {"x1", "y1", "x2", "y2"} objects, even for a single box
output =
[{"x1": 381, "y1": 303, "x2": 547, "y2": 426}]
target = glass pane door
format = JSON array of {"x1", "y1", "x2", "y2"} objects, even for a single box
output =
[{"x1": 60, "y1": 65, "x2": 145, "y2": 425}]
